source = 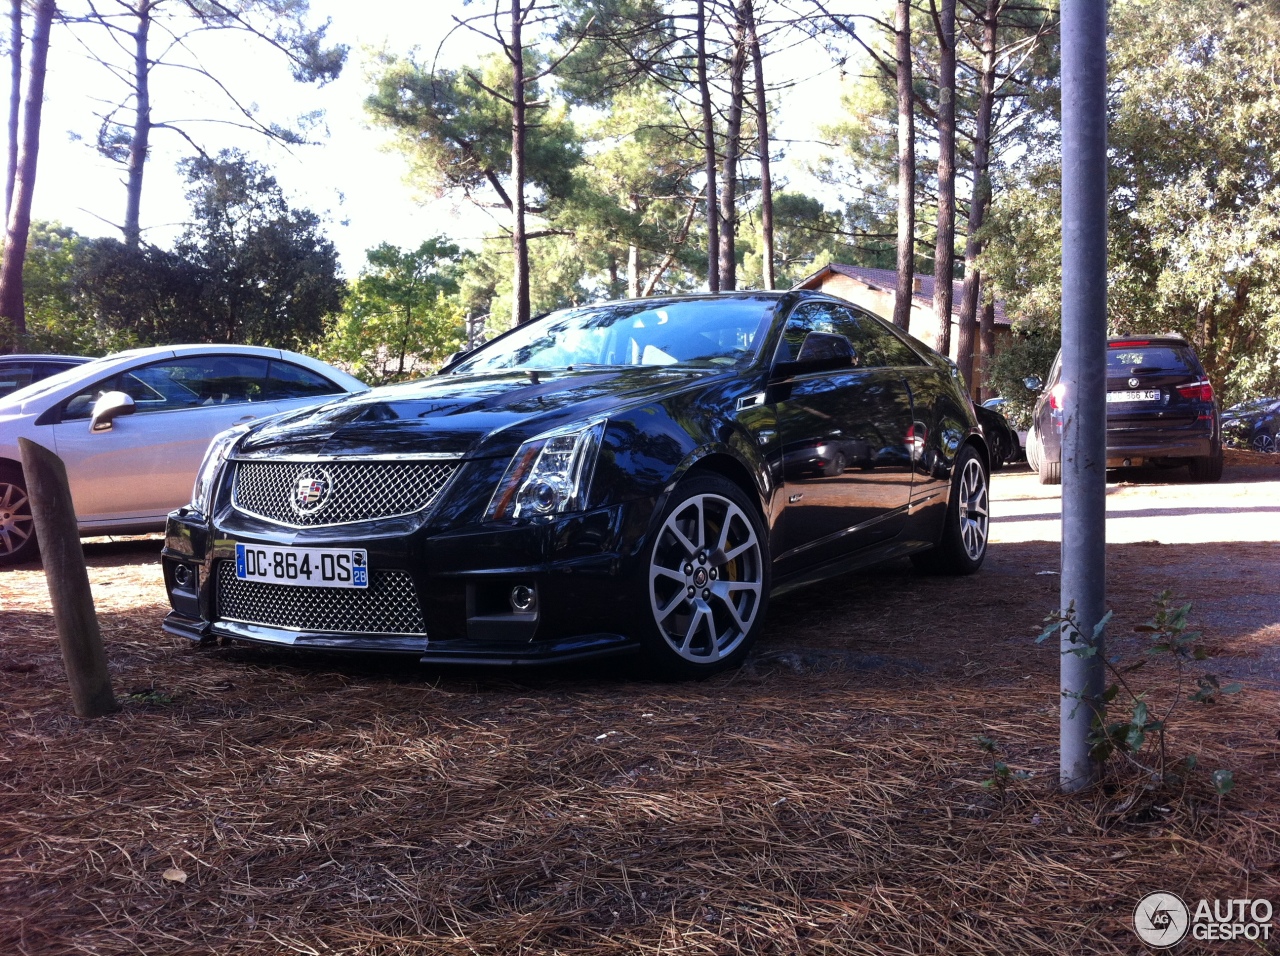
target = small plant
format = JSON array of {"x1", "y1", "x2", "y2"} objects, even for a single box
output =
[
  {"x1": 974, "y1": 734, "x2": 1031, "y2": 795},
  {"x1": 126, "y1": 687, "x2": 175, "y2": 706},
  {"x1": 1037, "y1": 590, "x2": 1240, "y2": 794}
]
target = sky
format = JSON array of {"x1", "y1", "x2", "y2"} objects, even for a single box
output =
[{"x1": 25, "y1": 0, "x2": 849, "y2": 277}]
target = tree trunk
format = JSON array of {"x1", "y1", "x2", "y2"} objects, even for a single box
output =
[
  {"x1": 893, "y1": 0, "x2": 915, "y2": 330},
  {"x1": 978, "y1": 296, "x2": 995, "y2": 400},
  {"x1": 0, "y1": 0, "x2": 54, "y2": 348},
  {"x1": 510, "y1": 0, "x2": 531, "y2": 324},
  {"x1": 627, "y1": 193, "x2": 641, "y2": 297},
  {"x1": 717, "y1": 3, "x2": 747, "y2": 291},
  {"x1": 954, "y1": 0, "x2": 997, "y2": 392},
  {"x1": 696, "y1": 0, "x2": 719, "y2": 292},
  {"x1": 123, "y1": 0, "x2": 152, "y2": 249},
  {"x1": 748, "y1": 0, "x2": 774, "y2": 290},
  {"x1": 932, "y1": 0, "x2": 956, "y2": 358},
  {"x1": 6, "y1": 0, "x2": 21, "y2": 222}
]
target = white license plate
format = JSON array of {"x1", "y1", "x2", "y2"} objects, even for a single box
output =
[
  {"x1": 1107, "y1": 389, "x2": 1161, "y2": 403},
  {"x1": 234, "y1": 543, "x2": 368, "y2": 588}
]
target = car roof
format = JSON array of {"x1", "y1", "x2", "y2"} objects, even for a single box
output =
[{"x1": 0, "y1": 354, "x2": 91, "y2": 363}]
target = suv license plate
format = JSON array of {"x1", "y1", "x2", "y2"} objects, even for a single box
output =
[
  {"x1": 234, "y1": 543, "x2": 368, "y2": 588},
  {"x1": 1107, "y1": 389, "x2": 1161, "y2": 403}
]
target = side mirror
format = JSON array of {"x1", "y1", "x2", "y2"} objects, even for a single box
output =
[
  {"x1": 89, "y1": 391, "x2": 136, "y2": 432},
  {"x1": 1023, "y1": 375, "x2": 1043, "y2": 392},
  {"x1": 772, "y1": 332, "x2": 856, "y2": 380}
]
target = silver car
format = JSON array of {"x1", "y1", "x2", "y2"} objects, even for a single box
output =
[{"x1": 0, "y1": 344, "x2": 367, "y2": 564}]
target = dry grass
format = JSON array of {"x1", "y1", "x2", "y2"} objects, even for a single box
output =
[{"x1": 2, "y1": 531, "x2": 1279, "y2": 955}]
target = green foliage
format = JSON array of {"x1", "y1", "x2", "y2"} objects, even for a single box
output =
[
  {"x1": 319, "y1": 239, "x2": 468, "y2": 385},
  {"x1": 365, "y1": 52, "x2": 581, "y2": 210},
  {"x1": 973, "y1": 734, "x2": 1031, "y2": 795},
  {"x1": 986, "y1": 0, "x2": 1280, "y2": 407},
  {"x1": 174, "y1": 150, "x2": 345, "y2": 347},
  {"x1": 983, "y1": 321, "x2": 1060, "y2": 428},
  {"x1": 1036, "y1": 591, "x2": 1241, "y2": 792}
]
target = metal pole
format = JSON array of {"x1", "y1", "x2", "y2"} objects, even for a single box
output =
[{"x1": 1059, "y1": 0, "x2": 1108, "y2": 791}]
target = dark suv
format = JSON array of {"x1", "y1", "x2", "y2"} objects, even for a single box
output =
[{"x1": 1025, "y1": 335, "x2": 1222, "y2": 485}]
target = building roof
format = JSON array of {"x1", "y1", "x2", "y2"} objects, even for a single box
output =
[{"x1": 793, "y1": 263, "x2": 1010, "y2": 327}]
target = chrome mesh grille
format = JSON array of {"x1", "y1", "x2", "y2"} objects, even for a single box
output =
[
  {"x1": 232, "y1": 459, "x2": 457, "y2": 527},
  {"x1": 216, "y1": 562, "x2": 427, "y2": 636}
]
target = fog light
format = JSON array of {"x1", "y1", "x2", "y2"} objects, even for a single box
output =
[
  {"x1": 510, "y1": 585, "x2": 536, "y2": 612},
  {"x1": 174, "y1": 564, "x2": 191, "y2": 587}
]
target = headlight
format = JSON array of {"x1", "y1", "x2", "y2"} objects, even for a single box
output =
[
  {"x1": 485, "y1": 419, "x2": 607, "y2": 521},
  {"x1": 190, "y1": 423, "x2": 251, "y2": 515}
]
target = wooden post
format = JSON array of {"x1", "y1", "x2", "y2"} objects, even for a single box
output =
[{"x1": 17, "y1": 437, "x2": 118, "y2": 718}]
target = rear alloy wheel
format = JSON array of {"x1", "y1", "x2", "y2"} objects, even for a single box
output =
[
  {"x1": 912, "y1": 445, "x2": 989, "y2": 576},
  {"x1": 824, "y1": 451, "x2": 847, "y2": 477},
  {"x1": 644, "y1": 476, "x2": 769, "y2": 677},
  {"x1": 1252, "y1": 431, "x2": 1275, "y2": 454},
  {"x1": 0, "y1": 466, "x2": 38, "y2": 566}
]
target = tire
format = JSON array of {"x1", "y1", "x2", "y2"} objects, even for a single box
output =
[
  {"x1": 1025, "y1": 425, "x2": 1042, "y2": 473},
  {"x1": 1188, "y1": 443, "x2": 1224, "y2": 483},
  {"x1": 824, "y1": 452, "x2": 847, "y2": 477},
  {"x1": 0, "y1": 465, "x2": 38, "y2": 566},
  {"x1": 1252, "y1": 431, "x2": 1275, "y2": 454},
  {"x1": 989, "y1": 433, "x2": 1007, "y2": 471},
  {"x1": 911, "y1": 445, "x2": 989, "y2": 576},
  {"x1": 641, "y1": 475, "x2": 770, "y2": 678},
  {"x1": 1038, "y1": 456, "x2": 1062, "y2": 485}
]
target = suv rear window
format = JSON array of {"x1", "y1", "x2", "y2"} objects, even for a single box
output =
[{"x1": 1106, "y1": 345, "x2": 1198, "y2": 375}]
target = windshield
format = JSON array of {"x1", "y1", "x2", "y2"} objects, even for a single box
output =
[
  {"x1": 0, "y1": 355, "x2": 112, "y2": 407},
  {"x1": 453, "y1": 297, "x2": 778, "y2": 375}
]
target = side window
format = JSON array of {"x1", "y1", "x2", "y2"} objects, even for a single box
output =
[
  {"x1": 846, "y1": 308, "x2": 926, "y2": 367},
  {"x1": 61, "y1": 374, "x2": 123, "y2": 421},
  {"x1": 775, "y1": 302, "x2": 860, "y2": 364},
  {"x1": 267, "y1": 361, "x2": 342, "y2": 400},
  {"x1": 60, "y1": 356, "x2": 271, "y2": 420},
  {"x1": 0, "y1": 362, "x2": 35, "y2": 396}
]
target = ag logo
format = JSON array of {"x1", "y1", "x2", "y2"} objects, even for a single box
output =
[
  {"x1": 290, "y1": 469, "x2": 334, "y2": 516},
  {"x1": 1134, "y1": 891, "x2": 1190, "y2": 948}
]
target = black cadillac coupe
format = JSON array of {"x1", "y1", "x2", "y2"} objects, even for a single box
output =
[{"x1": 162, "y1": 292, "x2": 990, "y2": 677}]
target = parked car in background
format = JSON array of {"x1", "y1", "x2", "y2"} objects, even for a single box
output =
[
  {"x1": 161, "y1": 291, "x2": 992, "y2": 678},
  {"x1": 0, "y1": 345, "x2": 367, "y2": 564},
  {"x1": 1024, "y1": 335, "x2": 1222, "y2": 485},
  {"x1": 1222, "y1": 396, "x2": 1280, "y2": 453},
  {"x1": 0, "y1": 354, "x2": 90, "y2": 398},
  {"x1": 973, "y1": 402, "x2": 1021, "y2": 469}
]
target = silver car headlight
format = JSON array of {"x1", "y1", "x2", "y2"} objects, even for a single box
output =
[
  {"x1": 190, "y1": 423, "x2": 251, "y2": 515},
  {"x1": 485, "y1": 419, "x2": 607, "y2": 521}
]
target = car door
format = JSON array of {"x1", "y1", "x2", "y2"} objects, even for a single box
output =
[
  {"x1": 50, "y1": 355, "x2": 278, "y2": 526},
  {"x1": 772, "y1": 301, "x2": 915, "y2": 571}
]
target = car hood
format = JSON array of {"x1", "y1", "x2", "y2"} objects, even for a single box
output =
[{"x1": 236, "y1": 366, "x2": 727, "y2": 460}]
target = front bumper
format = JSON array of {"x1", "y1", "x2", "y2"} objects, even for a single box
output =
[{"x1": 161, "y1": 499, "x2": 656, "y2": 666}]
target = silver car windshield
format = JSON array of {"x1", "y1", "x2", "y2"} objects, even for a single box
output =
[{"x1": 452, "y1": 297, "x2": 779, "y2": 375}]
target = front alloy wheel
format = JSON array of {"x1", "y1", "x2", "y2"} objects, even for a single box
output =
[
  {"x1": 1252, "y1": 431, "x2": 1275, "y2": 454},
  {"x1": 0, "y1": 468, "x2": 37, "y2": 565},
  {"x1": 645, "y1": 477, "x2": 768, "y2": 676}
]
